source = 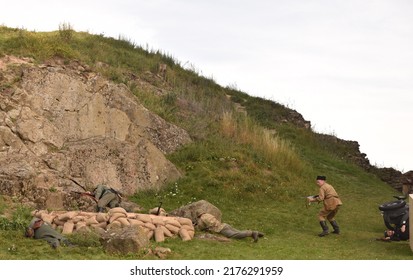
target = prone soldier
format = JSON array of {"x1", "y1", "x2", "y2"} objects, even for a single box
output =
[{"x1": 25, "y1": 217, "x2": 74, "y2": 249}]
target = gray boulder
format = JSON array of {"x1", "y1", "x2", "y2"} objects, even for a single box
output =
[{"x1": 100, "y1": 226, "x2": 149, "y2": 255}]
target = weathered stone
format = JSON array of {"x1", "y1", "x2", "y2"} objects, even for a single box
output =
[
  {"x1": 153, "y1": 246, "x2": 172, "y2": 259},
  {"x1": 45, "y1": 192, "x2": 65, "y2": 210},
  {"x1": 100, "y1": 226, "x2": 149, "y2": 255},
  {"x1": 0, "y1": 56, "x2": 192, "y2": 210}
]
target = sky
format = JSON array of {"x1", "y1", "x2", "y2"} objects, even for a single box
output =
[{"x1": 1, "y1": 0, "x2": 412, "y2": 172}]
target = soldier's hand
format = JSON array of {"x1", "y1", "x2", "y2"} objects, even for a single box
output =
[{"x1": 307, "y1": 197, "x2": 315, "y2": 203}]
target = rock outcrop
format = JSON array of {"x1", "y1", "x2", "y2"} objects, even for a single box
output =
[
  {"x1": 315, "y1": 133, "x2": 413, "y2": 193},
  {"x1": 0, "y1": 56, "x2": 192, "y2": 209}
]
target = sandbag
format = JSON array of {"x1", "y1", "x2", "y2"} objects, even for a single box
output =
[
  {"x1": 143, "y1": 222, "x2": 156, "y2": 231},
  {"x1": 147, "y1": 230, "x2": 154, "y2": 240},
  {"x1": 109, "y1": 212, "x2": 126, "y2": 223},
  {"x1": 165, "y1": 223, "x2": 180, "y2": 234},
  {"x1": 29, "y1": 210, "x2": 194, "y2": 243},
  {"x1": 128, "y1": 219, "x2": 144, "y2": 226},
  {"x1": 135, "y1": 214, "x2": 152, "y2": 223},
  {"x1": 85, "y1": 216, "x2": 99, "y2": 225},
  {"x1": 154, "y1": 226, "x2": 165, "y2": 242},
  {"x1": 58, "y1": 211, "x2": 78, "y2": 221},
  {"x1": 106, "y1": 220, "x2": 121, "y2": 230},
  {"x1": 126, "y1": 213, "x2": 137, "y2": 219},
  {"x1": 62, "y1": 221, "x2": 75, "y2": 234},
  {"x1": 160, "y1": 225, "x2": 173, "y2": 237},
  {"x1": 79, "y1": 211, "x2": 95, "y2": 217},
  {"x1": 72, "y1": 215, "x2": 86, "y2": 223},
  {"x1": 164, "y1": 218, "x2": 182, "y2": 228},
  {"x1": 117, "y1": 217, "x2": 130, "y2": 227},
  {"x1": 76, "y1": 221, "x2": 87, "y2": 231},
  {"x1": 177, "y1": 217, "x2": 193, "y2": 227},
  {"x1": 96, "y1": 213, "x2": 108, "y2": 223},
  {"x1": 151, "y1": 216, "x2": 165, "y2": 226},
  {"x1": 181, "y1": 224, "x2": 195, "y2": 231},
  {"x1": 108, "y1": 207, "x2": 127, "y2": 215},
  {"x1": 53, "y1": 217, "x2": 65, "y2": 226},
  {"x1": 181, "y1": 224, "x2": 195, "y2": 238},
  {"x1": 32, "y1": 210, "x2": 48, "y2": 218},
  {"x1": 91, "y1": 222, "x2": 107, "y2": 229},
  {"x1": 179, "y1": 228, "x2": 191, "y2": 241},
  {"x1": 40, "y1": 213, "x2": 55, "y2": 225}
]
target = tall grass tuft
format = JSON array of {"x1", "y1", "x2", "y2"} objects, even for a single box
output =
[
  {"x1": 221, "y1": 112, "x2": 303, "y2": 171},
  {"x1": 58, "y1": 22, "x2": 74, "y2": 42}
]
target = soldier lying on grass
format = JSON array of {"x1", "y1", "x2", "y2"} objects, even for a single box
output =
[
  {"x1": 194, "y1": 210, "x2": 264, "y2": 242},
  {"x1": 25, "y1": 217, "x2": 75, "y2": 249}
]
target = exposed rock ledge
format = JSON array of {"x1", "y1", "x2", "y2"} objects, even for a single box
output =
[{"x1": 0, "y1": 56, "x2": 192, "y2": 209}]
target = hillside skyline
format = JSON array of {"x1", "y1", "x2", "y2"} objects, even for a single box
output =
[{"x1": 1, "y1": 0, "x2": 412, "y2": 171}]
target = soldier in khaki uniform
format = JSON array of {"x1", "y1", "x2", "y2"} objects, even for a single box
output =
[
  {"x1": 308, "y1": 175, "x2": 343, "y2": 237},
  {"x1": 195, "y1": 211, "x2": 264, "y2": 242}
]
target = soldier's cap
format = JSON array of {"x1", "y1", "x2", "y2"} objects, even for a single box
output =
[{"x1": 316, "y1": 175, "x2": 326, "y2": 181}]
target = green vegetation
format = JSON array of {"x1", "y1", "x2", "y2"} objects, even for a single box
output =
[{"x1": 0, "y1": 25, "x2": 411, "y2": 260}]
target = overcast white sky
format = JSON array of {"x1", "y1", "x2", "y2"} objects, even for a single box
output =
[{"x1": 1, "y1": 0, "x2": 412, "y2": 172}]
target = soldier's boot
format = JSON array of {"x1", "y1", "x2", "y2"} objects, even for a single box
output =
[
  {"x1": 318, "y1": 221, "x2": 329, "y2": 237},
  {"x1": 97, "y1": 207, "x2": 105, "y2": 213},
  {"x1": 236, "y1": 230, "x2": 258, "y2": 242},
  {"x1": 61, "y1": 239, "x2": 76, "y2": 247},
  {"x1": 50, "y1": 241, "x2": 59, "y2": 249},
  {"x1": 330, "y1": 220, "x2": 340, "y2": 234},
  {"x1": 252, "y1": 231, "x2": 259, "y2": 242}
]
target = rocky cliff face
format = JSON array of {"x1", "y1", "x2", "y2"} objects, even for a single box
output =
[
  {"x1": 0, "y1": 56, "x2": 191, "y2": 209},
  {"x1": 316, "y1": 132, "x2": 413, "y2": 194}
]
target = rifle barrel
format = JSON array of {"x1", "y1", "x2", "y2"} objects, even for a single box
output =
[
  {"x1": 69, "y1": 178, "x2": 86, "y2": 190},
  {"x1": 156, "y1": 202, "x2": 163, "y2": 215},
  {"x1": 70, "y1": 191, "x2": 97, "y2": 202}
]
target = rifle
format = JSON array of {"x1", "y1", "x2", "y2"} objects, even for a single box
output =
[
  {"x1": 69, "y1": 178, "x2": 87, "y2": 191},
  {"x1": 305, "y1": 195, "x2": 319, "y2": 208},
  {"x1": 156, "y1": 201, "x2": 163, "y2": 215},
  {"x1": 70, "y1": 191, "x2": 98, "y2": 202},
  {"x1": 110, "y1": 187, "x2": 123, "y2": 202}
]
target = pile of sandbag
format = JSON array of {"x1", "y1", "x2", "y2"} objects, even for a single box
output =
[{"x1": 31, "y1": 207, "x2": 194, "y2": 242}]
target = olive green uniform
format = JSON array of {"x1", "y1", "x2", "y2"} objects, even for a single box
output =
[
  {"x1": 94, "y1": 184, "x2": 120, "y2": 211},
  {"x1": 196, "y1": 213, "x2": 262, "y2": 241},
  {"x1": 28, "y1": 218, "x2": 71, "y2": 248}
]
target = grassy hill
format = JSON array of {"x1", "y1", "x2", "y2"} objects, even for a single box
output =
[{"x1": 0, "y1": 25, "x2": 411, "y2": 260}]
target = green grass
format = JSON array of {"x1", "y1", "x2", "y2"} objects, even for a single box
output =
[
  {"x1": 1, "y1": 185, "x2": 411, "y2": 260},
  {"x1": 0, "y1": 25, "x2": 411, "y2": 260}
]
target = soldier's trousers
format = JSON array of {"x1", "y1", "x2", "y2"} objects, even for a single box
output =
[
  {"x1": 219, "y1": 224, "x2": 252, "y2": 239},
  {"x1": 318, "y1": 206, "x2": 340, "y2": 222},
  {"x1": 98, "y1": 192, "x2": 119, "y2": 208}
]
